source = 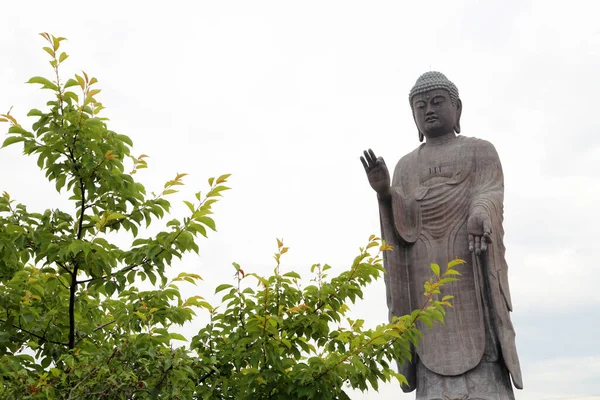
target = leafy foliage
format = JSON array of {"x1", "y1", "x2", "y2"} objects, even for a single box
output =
[
  {"x1": 0, "y1": 34, "x2": 462, "y2": 399},
  {"x1": 190, "y1": 238, "x2": 462, "y2": 399}
]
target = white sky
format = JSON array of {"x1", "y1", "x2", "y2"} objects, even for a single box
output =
[{"x1": 1, "y1": 1, "x2": 599, "y2": 398}]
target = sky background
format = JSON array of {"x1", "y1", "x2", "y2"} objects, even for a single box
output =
[{"x1": 1, "y1": 1, "x2": 599, "y2": 398}]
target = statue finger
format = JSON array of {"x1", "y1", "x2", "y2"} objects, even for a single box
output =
[
  {"x1": 368, "y1": 148, "x2": 378, "y2": 164},
  {"x1": 474, "y1": 236, "x2": 481, "y2": 256},
  {"x1": 468, "y1": 234, "x2": 474, "y2": 253},
  {"x1": 481, "y1": 238, "x2": 488, "y2": 252},
  {"x1": 364, "y1": 150, "x2": 375, "y2": 166},
  {"x1": 363, "y1": 149, "x2": 375, "y2": 168},
  {"x1": 483, "y1": 231, "x2": 492, "y2": 244},
  {"x1": 483, "y1": 219, "x2": 492, "y2": 237},
  {"x1": 360, "y1": 156, "x2": 369, "y2": 172}
]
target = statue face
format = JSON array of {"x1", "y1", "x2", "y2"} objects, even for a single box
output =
[{"x1": 412, "y1": 89, "x2": 459, "y2": 138}]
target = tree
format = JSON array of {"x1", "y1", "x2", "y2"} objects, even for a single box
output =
[{"x1": 0, "y1": 34, "x2": 461, "y2": 399}]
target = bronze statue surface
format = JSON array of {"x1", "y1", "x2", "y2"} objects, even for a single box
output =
[{"x1": 361, "y1": 71, "x2": 522, "y2": 400}]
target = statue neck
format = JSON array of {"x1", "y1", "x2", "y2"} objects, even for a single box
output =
[{"x1": 424, "y1": 132, "x2": 457, "y2": 146}]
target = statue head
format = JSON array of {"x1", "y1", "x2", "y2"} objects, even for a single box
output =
[{"x1": 409, "y1": 71, "x2": 462, "y2": 142}]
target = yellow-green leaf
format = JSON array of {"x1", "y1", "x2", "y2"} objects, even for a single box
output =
[
  {"x1": 444, "y1": 269, "x2": 462, "y2": 276},
  {"x1": 448, "y1": 258, "x2": 466, "y2": 268},
  {"x1": 26, "y1": 76, "x2": 58, "y2": 91},
  {"x1": 216, "y1": 173, "x2": 231, "y2": 184},
  {"x1": 430, "y1": 263, "x2": 440, "y2": 277}
]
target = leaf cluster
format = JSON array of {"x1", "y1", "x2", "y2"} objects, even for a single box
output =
[
  {"x1": 189, "y1": 238, "x2": 464, "y2": 399},
  {"x1": 0, "y1": 33, "x2": 228, "y2": 398},
  {"x1": 0, "y1": 34, "x2": 462, "y2": 399}
]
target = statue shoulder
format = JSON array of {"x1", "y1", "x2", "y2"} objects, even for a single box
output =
[
  {"x1": 458, "y1": 136, "x2": 505, "y2": 177},
  {"x1": 390, "y1": 145, "x2": 422, "y2": 187},
  {"x1": 393, "y1": 145, "x2": 422, "y2": 174},
  {"x1": 460, "y1": 135, "x2": 498, "y2": 152}
]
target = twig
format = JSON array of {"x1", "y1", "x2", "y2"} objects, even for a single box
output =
[
  {"x1": 0, "y1": 318, "x2": 68, "y2": 347},
  {"x1": 74, "y1": 319, "x2": 116, "y2": 346}
]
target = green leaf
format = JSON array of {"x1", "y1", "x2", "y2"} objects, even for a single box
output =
[
  {"x1": 41, "y1": 357, "x2": 52, "y2": 368},
  {"x1": 448, "y1": 258, "x2": 466, "y2": 268},
  {"x1": 215, "y1": 284, "x2": 234, "y2": 294},
  {"x1": 127, "y1": 270, "x2": 136, "y2": 284},
  {"x1": 443, "y1": 269, "x2": 462, "y2": 276},
  {"x1": 105, "y1": 281, "x2": 117, "y2": 297},
  {"x1": 75, "y1": 74, "x2": 85, "y2": 88},
  {"x1": 183, "y1": 200, "x2": 195, "y2": 213},
  {"x1": 134, "y1": 311, "x2": 146, "y2": 321},
  {"x1": 430, "y1": 263, "x2": 440, "y2": 278},
  {"x1": 419, "y1": 314, "x2": 433, "y2": 328},
  {"x1": 55, "y1": 174, "x2": 66, "y2": 192},
  {"x1": 26, "y1": 109, "x2": 45, "y2": 117},
  {"x1": 64, "y1": 78, "x2": 79, "y2": 88},
  {"x1": 429, "y1": 308, "x2": 445, "y2": 322},
  {"x1": 147, "y1": 271, "x2": 157, "y2": 285},
  {"x1": 26, "y1": 76, "x2": 58, "y2": 91},
  {"x1": 391, "y1": 371, "x2": 409, "y2": 387},
  {"x1": 208, "y1": 185, "x2": 231, "y2": 197},
  {"x1": 106, "y1": 212, "x2": 126, "y2": 221},
  {"x1": 2, "y1": 136, "x2": 25, "y2": 148},
  {"x1": 196, "y1": 216, "x2": 216, "y2": 231},
  {"x1": 169, "y1": 333, "x2": 188, "y2": 341},
  {"x1": 115, "y1": 134, "x2": 133, "y2": 146},
  {"x1": 439, "y1": 277, "x2": 458, "y2": 284},
  {"x1": 132, "y1": 238, "x2": 148, "y2": 246}
]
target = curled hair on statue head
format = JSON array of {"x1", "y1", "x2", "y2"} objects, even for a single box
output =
[
  {"x1": 409, "y1": 71, "x2": 460, "y2": 110},
  {"x1": 410, "y1": 71, "x2": 462, "y2": 141}
]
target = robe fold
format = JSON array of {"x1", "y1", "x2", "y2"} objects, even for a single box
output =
[{"x1": 378, "y1": 136, "x2": 522, "y2": 392}]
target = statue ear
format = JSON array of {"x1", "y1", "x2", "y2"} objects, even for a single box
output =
[
  {"x1": 412, "y1": 110, "x2": 425, "y2": 142},
  {"x1": 454, "y1": 98, "x2": 462, "y2": 134}
]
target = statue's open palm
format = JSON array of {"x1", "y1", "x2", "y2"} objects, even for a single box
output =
[
  {"x1": 468, "y1": 211, "x2": 492, "y2": 256},
  {"x1": 360, "y1": 149, "x2": 390, "y2": 196}
]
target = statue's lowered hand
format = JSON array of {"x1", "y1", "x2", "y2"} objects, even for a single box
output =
[
  {"x1": 360, "y1": 148, "x2": 390, "y2": 198},
  {"x1": 468, "y1": 210, "x2": 492, "y2": 255}
]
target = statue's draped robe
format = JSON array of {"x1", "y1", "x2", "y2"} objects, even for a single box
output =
[{"x1": 378, "y1": 136, "x2": 523, "y2": 393}]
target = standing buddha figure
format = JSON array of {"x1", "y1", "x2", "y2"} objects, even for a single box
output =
[{"x1": 360, "y1": 72, "x2": 523, "y2": 400}]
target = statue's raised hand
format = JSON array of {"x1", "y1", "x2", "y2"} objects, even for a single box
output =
[
  {"x1": 468, "y1": 209, "x2": 492, "y2": 256},
  {"x1": 360, "y1": 149, "x2": 390, "y2": 198}
]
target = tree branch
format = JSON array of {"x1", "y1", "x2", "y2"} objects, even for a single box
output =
[
  {"x1": 56, "y1": 261, "x2": 73, "y2": 276},
  {"x1": 67, "y1": 363, "x2": 101, "y2": 400},
  {"x1": 68, "y1": 265, "x2": 78, "y2": 349},
  {"x1": 151, "y1": 363, "x2": 173, "y2": 399},
  {"x1": 77, "y1": 179, "x2": 86, "y2": 241},
  {"x1": 198, "y1": 368, "x2": 217, "y2": 384},
  {"x1": 0, "y1": 318, "x2": 68, "y2": 347},
  {"x1": 74, "y1": 319, "x2": 116, "y2": 346}
]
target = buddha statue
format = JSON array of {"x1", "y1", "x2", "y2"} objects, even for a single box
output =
[{"x1": 360, "y1": 72, "x2": 523, "y2": 400}]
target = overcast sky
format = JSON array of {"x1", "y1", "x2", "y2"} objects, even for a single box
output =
[{"x1": 1, "y1": 1, "x2": 599, "y2": 399}]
